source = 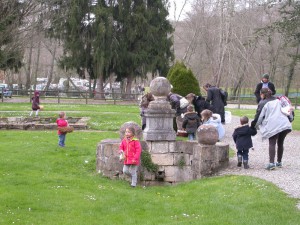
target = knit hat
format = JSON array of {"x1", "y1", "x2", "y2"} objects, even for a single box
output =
[{"x1": 262, "y1": 73, "x2": 269, "y2": 79}]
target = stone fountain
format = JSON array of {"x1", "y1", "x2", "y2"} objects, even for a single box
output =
[{"x1": 96, "y1": 77, "x2": 229, "y2": 185}]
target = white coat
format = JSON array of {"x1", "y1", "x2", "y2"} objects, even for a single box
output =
[{"x1": 256, "y1": 98, "x2": 292, "y2": 140}]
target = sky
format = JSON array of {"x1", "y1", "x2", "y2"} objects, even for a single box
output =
[{"x1": 168, "y1": 0, "x2": 192, "y2": 21}]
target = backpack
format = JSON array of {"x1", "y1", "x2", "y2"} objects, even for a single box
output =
[
  {"x1": 180, "y1": 97, "x2": 189, "y2": 109},
  {"x1": 220, "y1": 89, "x2": 228, "y2": 106},
  {"x1": 277, "y1": 95, "x2": 294, "y2": 122}
]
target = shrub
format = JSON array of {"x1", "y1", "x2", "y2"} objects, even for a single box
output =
[{"x1": 167, "y1": 61, "x2": 200, "y2": 96}]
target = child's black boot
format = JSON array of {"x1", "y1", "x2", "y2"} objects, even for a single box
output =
[
  {"x1": 243, "y1": 160, "x2": 249, "y2": 169},
  {"x1": 237, "y1": 155, "x2": 242, "y2": 167}
]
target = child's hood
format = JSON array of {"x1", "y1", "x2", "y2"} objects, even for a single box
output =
[{"x1": 184, "y1": 111, "x2": 198, "y2": 119}]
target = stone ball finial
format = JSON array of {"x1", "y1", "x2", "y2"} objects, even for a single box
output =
[
  {"x1": 197, "y1": 124, "x2": 219, "y2": 145},
  {"x1": 150, "y1": 77, "x2": 171, "y2": 97},
  {"x1": 119, "y1": 121, "x2": 143, "y2": 140}
]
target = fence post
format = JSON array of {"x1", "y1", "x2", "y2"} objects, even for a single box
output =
[
  {"x1": 85, "y1": 91, "x2": 88, "y2": 104},
  {"x1": 29, "y1": 90, "x2": 32, "y2": 103},
  {"x1": 295, "y1": 88, "x2": 299, "y2": 110},
  {"x1": 58, "y1": 90, "x2": 60, "y2": 104},
  {"x1": 1, "y1": 88, "x2": 3, "y2": 102},
  {"x1": 112, "y1": 89, "x2": 116, "y2": 105}
]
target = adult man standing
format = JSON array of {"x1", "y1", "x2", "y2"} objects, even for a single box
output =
[
  {"x1": 203, "y1": 83, "x2": 225, "y2": 123},
  {"x1": 254, "y1": 74, "x2": 276, "y2": 104}
]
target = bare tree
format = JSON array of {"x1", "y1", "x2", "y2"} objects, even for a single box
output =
[{"x1": 173, "y1": 0, "x2": 300, "y2": 95}]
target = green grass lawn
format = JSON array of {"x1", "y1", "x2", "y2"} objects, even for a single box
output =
[
  {"x1": 0, "y1": 103, "x2": 300, "y2": 224},
  {"x1": 0, "y1": 103, "x2": 141, "y2": 130},
  {"x1": 1, "y1": 131, "x2": 299, "y2": 225}
]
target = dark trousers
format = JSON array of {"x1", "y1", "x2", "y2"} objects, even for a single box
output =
[
  {"x1": 268, "y1": 129, "x2": 291, "y2": 163},
  {"x1": 237, "y1": 148, "x2": 249, "y2": 161}
]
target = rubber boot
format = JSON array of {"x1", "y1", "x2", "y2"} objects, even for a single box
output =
[
  {"x1": 243, "y1": 160, "x2": 249, "y2": 169},
  {"x1": 237, "y1": 155, "x2": 242, "y2": 167}
]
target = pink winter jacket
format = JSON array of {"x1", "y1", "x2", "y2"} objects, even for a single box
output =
[
  {"x1": 119, "y1": 137, "x2": 142, "y2": 165},
  {"x1": 56, "y1": 118, "x2": 68, "y2": 135}
]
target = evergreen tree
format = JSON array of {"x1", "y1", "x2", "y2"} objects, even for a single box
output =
[
  {"x1": 46, "y1": 0, "x2": 115, "y2": 97},
  {"x1": 145, "y1": 0, "x2": 174, "y2": 76},
  {"x1": 113, "y1": 0, "x2": 174, "y2": 96},
  {"x1": 167, "y1": 61, "x2": 200, "y2": 97},
  {"x1": 113, "y1": 0, "x2": 146, "y2": 95},
  {"x1": 47, "y1": 0, "x2": 174, "y2": 97},
  {"x1": 92, "y1": 0, "x2": 116, "y2": 98},
  {"x1": 0, "y1": 0, "x2": 27, "y2": 71}
]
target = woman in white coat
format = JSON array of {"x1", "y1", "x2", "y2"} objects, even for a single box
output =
[{"x1": 251, "y1": 88, "x2": 292, "y2": 170}]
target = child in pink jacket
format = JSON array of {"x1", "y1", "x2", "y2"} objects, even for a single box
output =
[
  {"x1": 56, "y1": 112, "x2": 68, "y2": 147},
  {"x1": 119, "y1": 127, "x2": 142, "y2": 187}
]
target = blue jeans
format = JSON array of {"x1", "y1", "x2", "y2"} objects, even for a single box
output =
[
  {"x1": 237, "y1": 148, "x2": 249, "y2": 161},
  {"x1": 188, "y1": 133, "x2": 196, "y2": 141},
  {"x1": 58, "y1": 134, "x2": 66, "y2": 147},
  {"x1": 123, "y1": 165, "x2": 138, "y2": 186}
]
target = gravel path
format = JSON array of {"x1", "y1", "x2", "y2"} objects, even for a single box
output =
[{"x1": 219, "y1": 115, "x2": 300, "y2": 207}]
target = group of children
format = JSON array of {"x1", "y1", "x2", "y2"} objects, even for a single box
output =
[
  {"x1": 182, "y1": 105, "x2": 257, "y2": 169},
  {"x1": 119, "y1": 114, "x2": 256, "y2": 188},
  {"x1": 29, "y1": 91, "x2": 70, "y2": 147},
  {"x1": 119, "y1": 107, "x2": 257, "y2": 188},
  {"x1": 182, "y1": 105, "x2": 225, "y2": 141}
]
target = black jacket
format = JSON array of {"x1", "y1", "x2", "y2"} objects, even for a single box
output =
[
  {"x1": 232, "y1": 125, "x2": 257, "y2": 150},
  {"x1": 206, "y1": 86, "x2": 225, "y2": 122},
  {"x1": 254, "y1": 82, "x2": 276, "y2": 103},
  {"x1": 182, "y1": 112, "x2": 201, "y2": 134},
  {"x1": 192, "y1": 95, "x2": 213, "y2": 117}
]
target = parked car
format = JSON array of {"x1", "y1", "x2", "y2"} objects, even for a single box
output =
[{"x1": 0, "y1": 84, "x2": 12, "y2": 98}]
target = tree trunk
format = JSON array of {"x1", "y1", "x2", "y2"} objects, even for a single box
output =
[
  {"x1": 33, "y1": 38, "x2": 42, "y2": 91},
  {"x1": 285, "y1": 43, "x2": 299, "y2": 96},
  {"x1": 94, "y1": 76, "x2": 105, "y2": 99},
  {"x1": 25, "y1": 36, "x2": 34, "y2": 91},
  {"x1": 45, "y1": 42, "x2": 57, "y2": 92},
  {"x1": 124, "y1": 74, "x2": 133, "y2": 99}
]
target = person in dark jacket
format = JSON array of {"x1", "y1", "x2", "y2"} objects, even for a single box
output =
[
  {"x1": 232, "y1": 116, "x2": 257, "y2": 169},
  {"x1": 185, "y1": 93, "x2": 213, "y2": 118},
  {"x1": 203, "y1": 83, "x2": 225, "y2": 123},
  {"x1": 182, "y1": 105, "x2": 201, "y2": 141},
  {"x1": 167, "y1": 92, "x2": 188, "y2": 131},
  {"x1": 30, "y1": 91, "x2": 41, "y2": 117},
  {"x1": 254, "y1": 73, "x2": 276, "y2": 104}
]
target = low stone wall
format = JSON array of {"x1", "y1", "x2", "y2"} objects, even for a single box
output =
[
  {"x1": 96, "y1": 139, "x2": 229, "y2": 186},
  {"x1": 0, "y1": 117, "x2": 88, "y2": 130}
]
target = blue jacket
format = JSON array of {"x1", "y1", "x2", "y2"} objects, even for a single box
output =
[{"x1": 203, "y1": 114, "x2": 225, "y2": 140}]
